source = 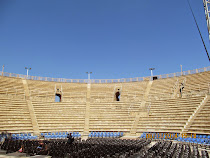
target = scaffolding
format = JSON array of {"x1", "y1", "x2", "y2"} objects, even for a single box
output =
[{"x1": 203, "y1": 0, "x2": 210, "y2": 39}]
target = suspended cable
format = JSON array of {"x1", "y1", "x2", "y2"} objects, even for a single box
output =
[{"x1": 187, "y1": 0, "x2": 210, "y2": 62}]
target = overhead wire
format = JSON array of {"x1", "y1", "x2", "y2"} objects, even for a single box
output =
[{"x1": 187, "y1": 0, "x2": 210, "y2": 62}]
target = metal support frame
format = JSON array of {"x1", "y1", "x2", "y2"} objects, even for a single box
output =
[{"x1": 203, "y1": 0, "x2": 210, "y2": 39}]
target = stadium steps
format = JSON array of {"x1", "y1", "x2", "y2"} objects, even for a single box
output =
[
  {"x1": 187, "y1": 96, "x2": 210, "y2": 134},
  {"x1": 0, "y1": 95, "x2": 33, "y2": 133},
  {"x1": 32, "y1": 100, "x2": 86, "y2": 132}
]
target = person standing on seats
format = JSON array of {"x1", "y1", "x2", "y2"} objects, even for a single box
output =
[
  {"x1": 180, "y1": 83, "x2": 184, "y2": 97},
  {"x1": 67, "y1": 133, "x2": 74, "y2": 145},
  {"x1": 115, "y1": 89, "x2": 120, "y2": 101}
]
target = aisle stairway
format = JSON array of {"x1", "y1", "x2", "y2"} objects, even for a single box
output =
[
  {"x1": 136, "y1": 95, "x2": 205, "y2": 134},
  {"x1": 187, "y1": 96, "x2": 210, "y2": 134}
]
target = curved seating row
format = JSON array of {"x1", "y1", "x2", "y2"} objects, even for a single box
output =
[
  {"x1": 9, "y1": 132, "x2": 81, "y2": 140},
  {"x1": 140, "y1": 132, "x2": 210, "y2": 146},
  {"x1": 88, "y1": 131, "x2": 123, "y2": 138},
  {"x1": 140, "y1": 132, "x2": 179, "y2": 140},
  {"x1": 175, "y1": 134, "x2": 210, "y2": 146},
  {"x1": 176, "y1": 137, "x2": 210, "y2": 145},
  {"x1": 41, "y1": 131, "x2": 81, "y2": 139},
  {"x1": 11, "y1": 133, "x2": 38, "y2": 140},
  {"x1": 195, "y1": 134, "x2": 210, "y2": 139},
  {"x1": 12, "y1": 135, "x2": 38, "y2": 140}
]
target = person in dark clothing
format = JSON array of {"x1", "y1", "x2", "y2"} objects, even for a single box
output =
[
  {"x1": 115, "y1": 89, "x2": 120, "y2": 101},
  {"x1": 67, "y1": 133, "x2": 74, "y2": 145},
  {"x1": 180, "y1": 83, "x2": 184, "y2": 97}
]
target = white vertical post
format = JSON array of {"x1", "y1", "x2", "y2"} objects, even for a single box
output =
[
  {"x1": 180, "y1": 65, "x2": 182, "y2": 75},
  {"x1": 25, "y1": 67, "x2": 31, "y2": 78},
  {"x1": 149, "y1": 68, "x2": 155, "y2": 77},
  {"x1": 2, "y1": 65, "x2": 4, "y2": 76},
  {"x1": 86, "y1": 72, "x2": 92, "y2": 84}
]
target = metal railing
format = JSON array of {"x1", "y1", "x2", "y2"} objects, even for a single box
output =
[{"x1": 1, "y1": 66, "x2": 210, "y2": 83}]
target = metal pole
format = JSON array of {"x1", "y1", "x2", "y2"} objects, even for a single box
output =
[
  {"x1": 86, "y1": 72, "x2": 92, "y2": 84},
  {"x1": 2, "y1": 65, "x2": 4, "y2": 76},
  {"x1": 149, "y1": 68, "x2": 155, "y2": 76},
  {"x1": 27, "y1": 69, "x2": 29, "y2": 77},
  {"x1": 25, "y1": 67, "x2": 31, "y2": 77},
  {"x1": 180, "y1": 65, "x2": 182, "y2": 75},
  {"x1": 151, "y1": 70, "x2": 153, "y2": 76}
]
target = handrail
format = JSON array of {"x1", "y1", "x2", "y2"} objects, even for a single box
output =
[{"x1": 0, "y1": 66, "x2": 210, "y2": 83}]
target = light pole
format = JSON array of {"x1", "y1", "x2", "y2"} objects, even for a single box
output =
[
  {"x1": 25, "y1": 67, "x2": 31, "y2": 77},
  {"x1": 2, "y1": 64, "x2": 4, "y2": 76},
  {"x1": 149, "y1": 68, "x2": 155, "y2": 76},
  {"x1": 180, "y1": 65, "x2": 183, "y2": 75},
  {"x1": 86, "y1": 72, "x2": 92, "y2": 83}
]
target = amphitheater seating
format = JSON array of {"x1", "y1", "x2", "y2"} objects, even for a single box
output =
[
  {"x1": 120, "y1": 81, "x2": 148, "y2": 102},
  {"x1": 61, "y1": 83, "x2": 87, "y2": 102},
  {"x1": 1, "y1": 138, "x2": 151, "y2": 157},
  {"x1": 11, "y1": 133, "x2": 38, "y2": 140},
  {"x1": 0, "y1": 67, "x2": 209, "y2": 136},
  {"x1": 9, "y1": 131, "x2": 82, "y2": 140},
  {"x1": 177, "y1": 137, "x2": 210, "y2": 146},
  {"x1": 90, "y1": 81, "x2": 147, "y2": 102},
  {"x1": 89, "y1": 102, "x2": 141, "y2": 133},
  {"x1": 183, "y1": 71, "x2": 210, "y2": 96},
  {"x1": 26, "y1": 80, "x2": 55, "y2": 101},
  {"x1": 0, "y1": 76, "x2": 25, "y2": 99},
  {"x1": 140, "y1": 132, "x2": 182, "y2": 141},
  {"x1": 0, "y1": 96, "x2": 33, "y2": 133},
  {"x1": 148, "y1": 71, "x2": 210, "y2": 100},
  {"x1": 148, "y1": 76, "x2": 179, "y2": 100},
  {"x1": 187, "y1": 99, "x2": 210, "y2": 134},
  {"x1": 135, "y1": 95, "x2": 205, "y2": 134},
  {"x1": 27, "y1": 80, "x2": 87, "y2": 102},
  {"x1": 88, "y1": 131, "x2": 123, "y2": 138},
  {"x1": 140, "y1": 132, "x2": 210, "y2": 147},
  {"x1": 32, "y1": 101, "x2": 86, "y2": 133},
  {"x1": 90, "y1": 83, "x2": 118, "y2": 102},
  {"x1": 1, "y1": 138, "x2": 209, "y2": 157},
  {"x1": 42, "y1": 131, "x2": 81, "y2": 139}
]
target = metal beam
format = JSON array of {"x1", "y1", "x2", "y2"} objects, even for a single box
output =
[{"x1": 203, "y1": 0, "x2": 210, "y2": 39}]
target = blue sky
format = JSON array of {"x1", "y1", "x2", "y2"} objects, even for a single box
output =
[{"x1": 0, "y1": 0, "x2": 209, "y2": 79}]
